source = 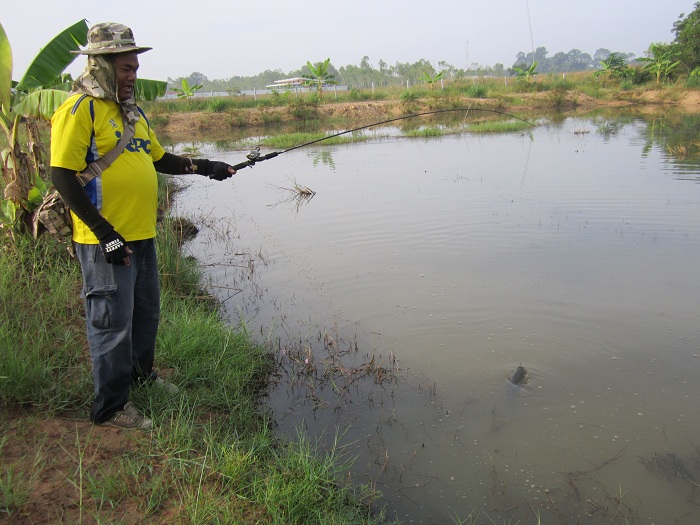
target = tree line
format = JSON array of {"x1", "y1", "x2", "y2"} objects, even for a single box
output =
[
  {"x1": 176, "y1": 2, "x2": 700, "y2": 94},
  {"x1": 175, "y1": 47, "x2": 630, "y2": 93}
]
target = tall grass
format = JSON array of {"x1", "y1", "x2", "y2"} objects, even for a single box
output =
[{"x1": 0, "y1": 236, "x2": 90, "y2": 411}]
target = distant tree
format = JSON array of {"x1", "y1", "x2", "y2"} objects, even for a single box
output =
[
  {"x1": 593, "y1": 49, "x2": 612, "y2": 64},
  {"x1": 514, "y1": 47, "x2": 549, "y2": 71},
  {"x1": 187, "y1": 72, "x2": 208, "y2": 87},
  {"x1": 672, "y1": 2, "x2": 700, "y2": 73},
  {"x1": 547, "y1": 52, "x2": 569, "y2": 72},
  {"x1": 565, "y1": 49, "x2": 593, "y2": 71},
  {"x1": 438, "y1": 60, "x2": 457, "y2": 79}
]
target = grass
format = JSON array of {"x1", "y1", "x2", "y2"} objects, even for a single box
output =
[
  {"x1": 0, "y1": 174, "x2": 394, "y2": 524},
  {"x1": 405, "y1": 126, "x2": 444, "y2": 137},
  {"x1": 466, "y1": 120, "x2": 535, "y2": 133}
]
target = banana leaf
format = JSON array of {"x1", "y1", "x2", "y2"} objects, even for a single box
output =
[
  {"x1": 0, "y1": 23, "x2": 13, "y2": 125},
  {"x1": 12, "y1": 89, "x2": 71, "y2": 120},
  {"x1": 15, "y1": 19, "x2": 88, "y2": 93},
  {"x1": 135, "y1": 79, "x2": 168, "y2": 101}
]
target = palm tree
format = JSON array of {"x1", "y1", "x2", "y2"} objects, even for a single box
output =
[{"x1": 303, "y1": 58, "x2": 337, "y2": 98}]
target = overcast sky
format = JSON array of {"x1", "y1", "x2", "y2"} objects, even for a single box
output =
[{"x1": 3, "y1": 0, "x2": 695, "y2": 82}]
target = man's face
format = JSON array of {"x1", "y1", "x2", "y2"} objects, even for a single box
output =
[{"x1": 114, "y1": 52, "x2": 139, "y2": 101}]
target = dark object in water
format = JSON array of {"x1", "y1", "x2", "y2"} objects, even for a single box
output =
[{"x1": 510, "y1": 365, "x2": 528, "y2": 385}]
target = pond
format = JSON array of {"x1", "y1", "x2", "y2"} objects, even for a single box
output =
[{"x1": 171, "y1": 111, "x2": 700, "y2": 524}]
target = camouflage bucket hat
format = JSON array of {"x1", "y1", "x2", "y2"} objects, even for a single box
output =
[{"x1": 72, "y1": 22, "x2": 152, "y2": 55}]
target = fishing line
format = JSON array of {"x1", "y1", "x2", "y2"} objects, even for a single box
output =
[{"x1": 230, "y1": 107, "x2": 536, "y2": 171}]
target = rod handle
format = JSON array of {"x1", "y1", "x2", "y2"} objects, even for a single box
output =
[{"x1": 231, "y1": 151, "x2": 279, "y2": 171}]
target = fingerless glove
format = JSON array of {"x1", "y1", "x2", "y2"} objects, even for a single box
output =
[
  {"x1": 192, "y1": 159, "x2": 234, "y2": 181},
  {"x1": 99, "y1": 230, "x2": 129, "y2": 265}
]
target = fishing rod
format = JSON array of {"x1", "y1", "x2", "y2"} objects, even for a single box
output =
[{"x1": 229, "y1": 108, "x2": 536, "y2": 172}]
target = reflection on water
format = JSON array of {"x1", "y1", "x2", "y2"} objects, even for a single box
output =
[{"x1": 173, "y1": 114, "x2": 700, "y2": 524}]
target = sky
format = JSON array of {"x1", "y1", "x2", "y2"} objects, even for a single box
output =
[{"x1": 3, "y1": 0, "x2": 695, "y2": 82}]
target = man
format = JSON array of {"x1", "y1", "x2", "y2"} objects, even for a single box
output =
[{"x1": 50, "y1": 22, "x2": 234, "y2": 430}]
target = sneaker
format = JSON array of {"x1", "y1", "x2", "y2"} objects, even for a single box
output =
[
  {"x1": 103, "y1": 402, "x2": 152, "y2": 430},
  {"x1": 154, "y1": 376, "x2": 180, "y2": 395}
]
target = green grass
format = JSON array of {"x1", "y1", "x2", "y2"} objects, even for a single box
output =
[
  {"x1": 0, "y1": 236, "x2": 89, "y2": 411},
  {"x1": 0, "y1": 174, "x2": 393, "y2": 524},
  {"x1": 467, "y1": 120, "x2": 535, "y2": 133}
]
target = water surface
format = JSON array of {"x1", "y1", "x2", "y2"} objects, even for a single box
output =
[{"x1": 174, "y1": 114, "x2": 700, "y2": 524}]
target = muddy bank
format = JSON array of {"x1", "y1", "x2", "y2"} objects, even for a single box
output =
[{"x1": 156, "y1": 90, "x2": 700, "y2": 142}]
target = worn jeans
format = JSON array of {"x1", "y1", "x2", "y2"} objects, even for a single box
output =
[{"x1": 74, "y1": 239, "x2": 160, "y2": 423}]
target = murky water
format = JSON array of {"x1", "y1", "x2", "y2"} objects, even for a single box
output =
[{"x1": 171, "y1": 113, "x2": 700, "y2": 524}]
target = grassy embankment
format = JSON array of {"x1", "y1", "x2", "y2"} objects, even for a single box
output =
[
  {"x1": 0, "y1": 170, "x2": 393, "y2": 523},
  {"x1": 141, "y1": 70, "x2": 700, "y2": 144}
]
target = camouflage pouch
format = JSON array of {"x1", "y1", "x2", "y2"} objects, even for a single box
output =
[{"x1": 36, "y1": 190, "x2": 74, "y2": 253}]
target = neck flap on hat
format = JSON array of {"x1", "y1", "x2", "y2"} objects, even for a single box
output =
[{"x1": 72, "y1": 55, "x2": 141, "y2": 125}]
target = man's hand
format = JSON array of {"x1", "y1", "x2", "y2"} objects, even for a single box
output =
[
  {"x1": 99, "y1": 230, "x2": 132, "y2": 266},
  {"x1": 207, "y1": 161, "x2": 236, "y2": 181},
  {"x1": 192, "y1": 159, "x2": 236, "y2": 181}
]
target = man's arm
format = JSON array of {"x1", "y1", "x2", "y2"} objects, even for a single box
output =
[
  {"x1": 50, "y1": 167, "x2": 113, "y2": 238},
  {"x1": 153, "y1": 152, "x2": 235, "y2": 180},
  {"x1": 50, "y1": 167, "x2": 132, "y2": 265}
]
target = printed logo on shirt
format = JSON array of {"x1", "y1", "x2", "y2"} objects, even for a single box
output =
[{"x1": 115, "y1": 129, "x2": 152, "y2": 155}]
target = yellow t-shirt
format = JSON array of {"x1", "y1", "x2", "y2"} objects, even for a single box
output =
[{"x1": 50, "y1": 94, "x2": 166, "y2": 244}]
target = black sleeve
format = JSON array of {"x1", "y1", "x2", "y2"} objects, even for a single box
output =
[
  {"x1": 50, "y1": 166, "x2": 114, "y2": 239},
  {"x1": 152, "y1": 152, "x2": 193, "y2": 174}
]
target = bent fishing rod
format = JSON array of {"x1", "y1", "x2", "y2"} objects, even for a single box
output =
[{"x1": 228, "y1": 108, "x2": 536, "y2": 172}]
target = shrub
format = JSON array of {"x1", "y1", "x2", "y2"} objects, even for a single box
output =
[
  {"x1": 686, "y1": 75, "x2": 700, "y2": 89},
  {"x1": 400, "y1": 90, "x2": 420, "y2": 102},
  {"x1": 467, "y1": 85, "x2": 488, "y2": 98},
  {"x1": 288, "y1": 100, "x2": 319, "y2": 122},
  {"x1": 207, "y1": 98, "x2": 230, "y2": 113}
]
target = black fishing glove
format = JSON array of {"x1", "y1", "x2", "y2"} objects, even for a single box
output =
[
  {"x1": 192, "y1": 158, "x2": 234, "y2": 181},
  {"x1": 99, "y1": 229, "x2": 130, "y2": 265}
]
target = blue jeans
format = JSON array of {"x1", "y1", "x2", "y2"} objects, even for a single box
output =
[{"x1": 75, "y1": 239, "x2": 160, "y2": 423}]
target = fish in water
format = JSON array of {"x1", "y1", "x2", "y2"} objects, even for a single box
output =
[{"x1": 510, "y1": 364, "x2": 528, "y2": 385}]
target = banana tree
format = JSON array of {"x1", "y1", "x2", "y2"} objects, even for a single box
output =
[
  {"x1": 0, "y1": 20, "x2": 167, "y2": 238},
  {"x1": 420, "y1": 71, "x2": 444, "y2": 89},
  {"x1": 513, "y1": 61, "x2": 538, "y2": 82},
  {"x1": 594, "y1": 53, "x2": 632, "y2": 81},
  {"x1": 303, "y1": 58, "x2": 337, "y2": 99},
  {"x1": 639, "y1": 43, "x2": 681, "y2": 86},
  {"x1": 172, "y1": 78, "x2": 203, "y2": 99},
  {"x1": 0, "y1": 19, "x2": 89, "y2": 237}
]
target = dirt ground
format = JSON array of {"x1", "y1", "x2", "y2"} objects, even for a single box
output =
[
  {"x1": 1, "y1": 413, "x2": 150, "y2": 524},
  {"x1": 2, "y1": 88, "x2": 700, "y2": 524}
]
